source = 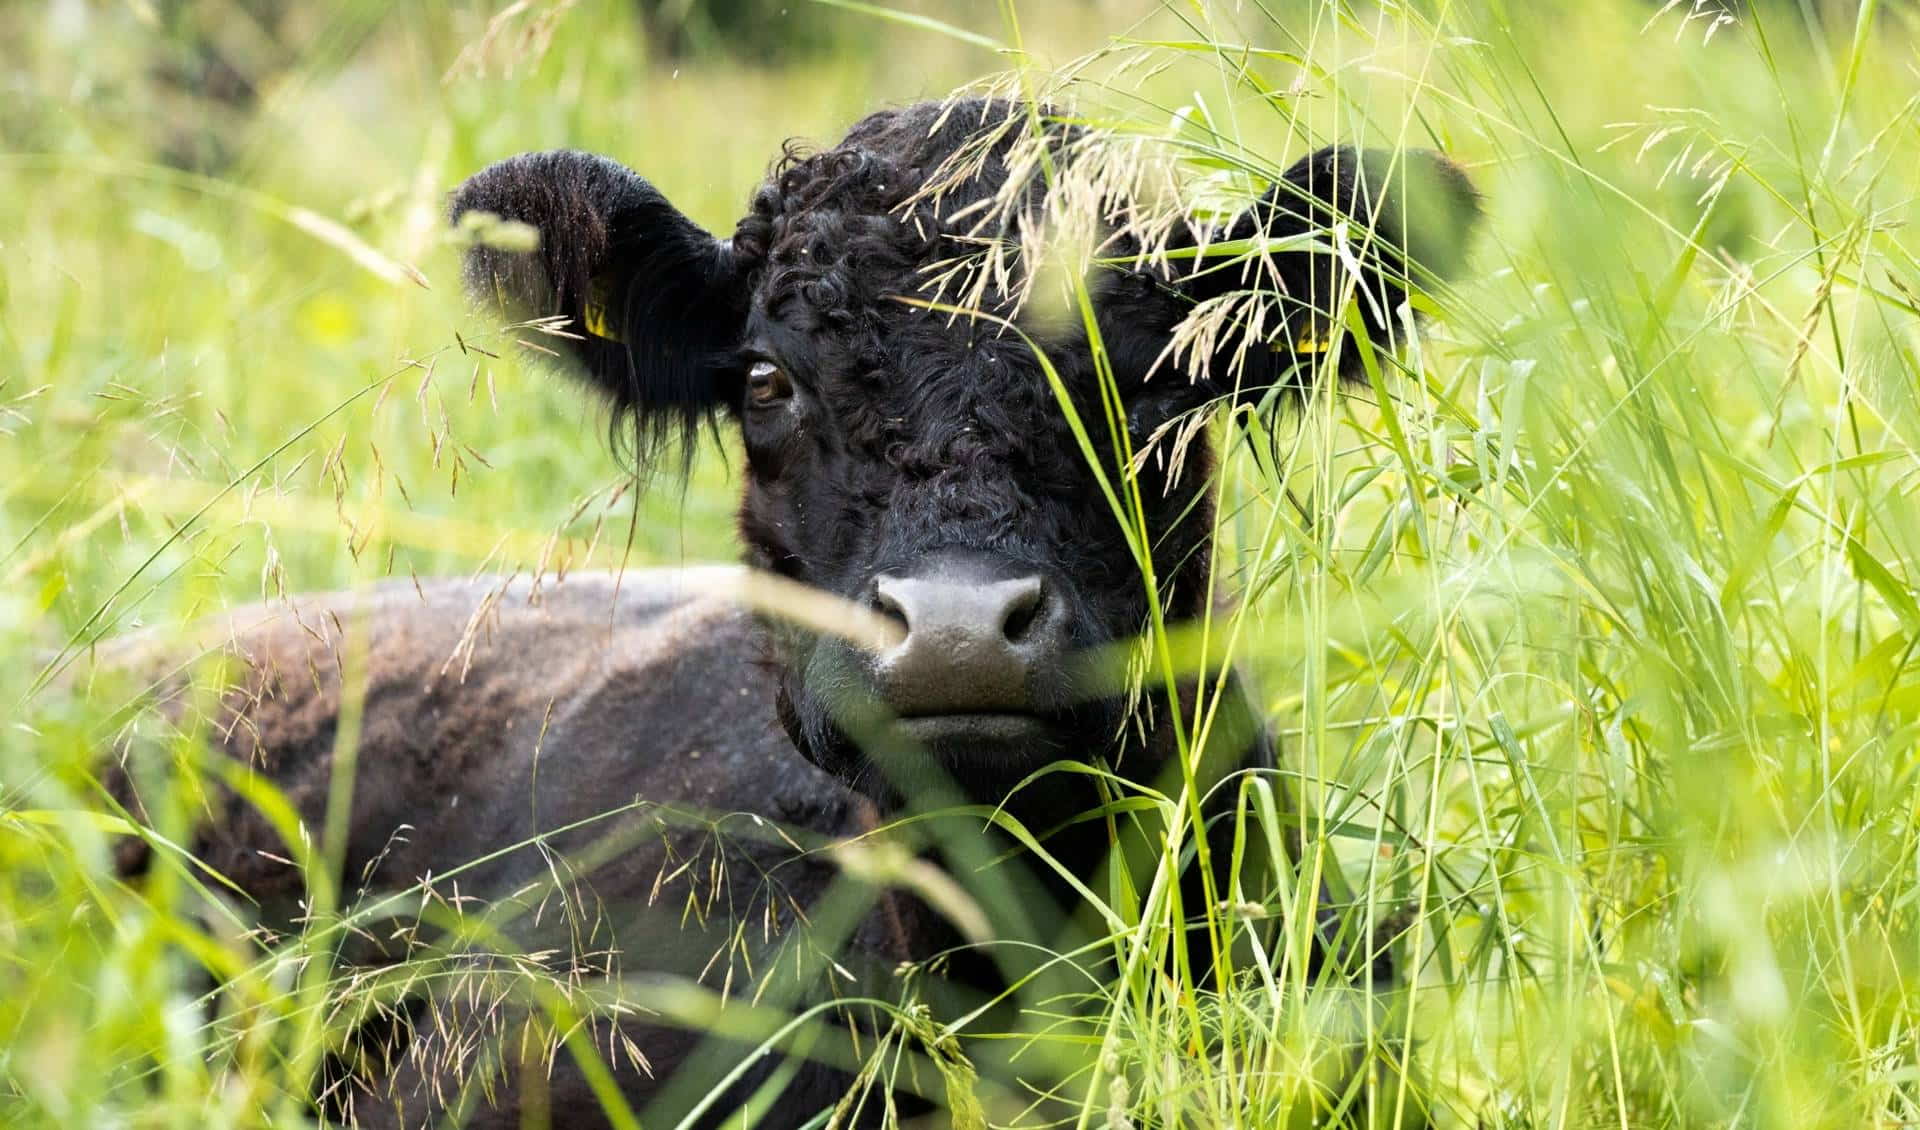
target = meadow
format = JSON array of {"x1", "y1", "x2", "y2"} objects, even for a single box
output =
[{"x1": 4, "y1": 0, "x2": 1920, "y2": 1126}]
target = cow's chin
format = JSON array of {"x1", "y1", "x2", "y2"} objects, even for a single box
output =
[
  {"x1": 835, "y1": 714, "x2": 1073, "y2": 807},
  {"x1": 890, "y1": 712, "x2": 1056, "y2": 747},
  {"x1": 781, "y1": 693, "x2": 1103, "y2": 809},
  {"x1": 865, "y1": 712, "x2": 1069, "y2": 799}
]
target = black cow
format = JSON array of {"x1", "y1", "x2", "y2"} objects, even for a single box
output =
[{"x1": 109, "y1": 98, "x2": 1478, "y2": 1127}]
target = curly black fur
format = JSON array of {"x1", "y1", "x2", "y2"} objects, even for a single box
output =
[{"x1": 452, "y1": 98, "x2": 1478, "y2": 810}]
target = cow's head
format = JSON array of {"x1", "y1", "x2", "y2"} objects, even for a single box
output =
[{"x1": 451, "y1": 99, "x2": 1478, "y2": 804}]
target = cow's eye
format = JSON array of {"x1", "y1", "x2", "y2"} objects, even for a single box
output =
[{"x1": 747, "y1": 361, "x2": 793, "y2": 406}]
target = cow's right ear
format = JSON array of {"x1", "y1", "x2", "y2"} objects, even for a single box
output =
[{"x1": 450, "y1": 150, "x2": 747, "y2": 456}]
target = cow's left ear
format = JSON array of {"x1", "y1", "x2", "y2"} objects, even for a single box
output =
[
  {"x1": 1115, "y1": 145, "x2": 1480, "y2": 403},
  {"x1": 450, "y1": 150, "x2": 747, "y2": 457}
]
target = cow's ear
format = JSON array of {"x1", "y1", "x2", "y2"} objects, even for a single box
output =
[
  {"x1": 1157, "y1": 145, "x2": 1480, "y2": 400},
  {"x1": 450, "y1": 150, "x2": 747, "y2": 457}
]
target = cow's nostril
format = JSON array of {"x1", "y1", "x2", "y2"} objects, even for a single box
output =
[
  {"x1": 999, "y1": 576, "x2": 1045, "y2": 644},
  {"x1": 870, "y1": 581, "x2": 910, "y2": 633}
]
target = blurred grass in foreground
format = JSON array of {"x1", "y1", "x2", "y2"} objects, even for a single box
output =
[{"x1": 5, "y1": 0, "x2": 1920, "y2": 1126}]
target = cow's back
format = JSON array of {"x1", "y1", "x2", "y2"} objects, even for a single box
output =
[
  {"x1": 112, "y1": 571, "x2": 854, "y2": 895},
  {"x1": 103, "y1": 572, "x2": 889, "y2": 1128}
]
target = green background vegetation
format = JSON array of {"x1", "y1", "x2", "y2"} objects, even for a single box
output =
[{"x1": 4, "y1": 0, "x2": 1920, "y2": 1126}]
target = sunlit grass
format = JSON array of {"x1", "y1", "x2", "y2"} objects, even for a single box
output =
[{"x1": 6, "y1": 0, "x2": 1920, "y2": 1126}]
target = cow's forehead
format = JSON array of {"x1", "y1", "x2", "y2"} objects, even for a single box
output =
[
  {"x1": 731, "y1": 104, "x2": 1045, "y2": 340},
  {"x1": 748, "y1": 213, "x2": 1017, "y2": 320},
  {"x1": 729, "y1": 106, "x2": 1146, "y2": 446},
  {"x1": 750, "y1": 298, "x2": 1067, "y2": 400},
  {"x1": 745, "y1": 217, "x2": 1039, "y2": 373}
]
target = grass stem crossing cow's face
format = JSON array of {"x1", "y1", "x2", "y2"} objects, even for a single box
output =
[{"x1": 451, "y1": 99, "x2": 1478, "y2": 802}]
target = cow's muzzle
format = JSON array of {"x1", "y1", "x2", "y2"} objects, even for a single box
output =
[{"x1": 866, "y1": 551, "x2": 1071, "y2": 742}]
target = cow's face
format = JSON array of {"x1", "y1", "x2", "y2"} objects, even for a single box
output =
[{"x1": 452, "y1": 100, "x2": 1477, "y2": 802}]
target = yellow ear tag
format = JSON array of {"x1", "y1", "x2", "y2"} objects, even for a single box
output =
[
  {"x1": 1272, "y1": 319, "x2": 1333, "y2": 355},
  {"x1": 583, "y1": 275, "x2": 623, "y2": 343}
]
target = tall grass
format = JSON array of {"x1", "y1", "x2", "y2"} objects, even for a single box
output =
[{"x1": 5, "y1": 0, "x2": 1920, "y2": 1126}]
